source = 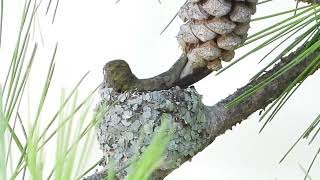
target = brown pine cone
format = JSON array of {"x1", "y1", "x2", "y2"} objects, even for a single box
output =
[{"x1": 177, "y1": 0, "x2": 257, "y2": 78}]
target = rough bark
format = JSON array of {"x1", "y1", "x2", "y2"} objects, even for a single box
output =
[
  {"x1": 86, "y1": 36, "x2": 320, "y2": 180},
  {"x1": 103, "y1": 54, "x2": 215, "y2": 92},
  {"x1": 103, "y1": 55, "x2": 188, "y2": 92},
  {"x1": 151, "y1": 38, "x2": 320, "y2": 179},
  {"x1": 297, "y1": 0, "x2": 320, "y2": 4}
]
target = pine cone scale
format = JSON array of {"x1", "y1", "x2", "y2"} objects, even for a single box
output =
[{"x1": 177, "y1": 0, "x2": 257, "y2": 77}]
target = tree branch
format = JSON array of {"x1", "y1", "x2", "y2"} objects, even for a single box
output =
[
  {"x1": 103, "y1": 54, "x2": 216, "y2": 92},
  {"x1": 87, "y1": 39, "x2": 319, "y2": 180},
  {"x1": 153, "y1": 39, "x2": 320, "y2": 180}
]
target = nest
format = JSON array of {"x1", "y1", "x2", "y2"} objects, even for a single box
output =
[{"x1": 95, "y1": 84, "x2": 209, "y2": 179}]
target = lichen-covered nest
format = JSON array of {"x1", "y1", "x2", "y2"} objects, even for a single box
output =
[{"x1": 95, "y1": 83, "x2": 210, "y2": 178}]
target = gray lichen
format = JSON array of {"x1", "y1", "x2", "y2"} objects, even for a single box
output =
[{"x1": 95, "y1": 83, "x2": 210, "y2": 179}]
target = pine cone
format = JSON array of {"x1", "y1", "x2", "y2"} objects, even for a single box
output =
[{"x1": 177, "y1": 0, "x2": 257, "y2": 77}]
